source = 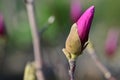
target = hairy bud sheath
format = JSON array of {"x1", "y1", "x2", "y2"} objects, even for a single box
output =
[
  {"x1": 24, "y1": 62, "x2": 36, "y2": 80},
  {"x1": 63, "y1": 6, "x2": 95, "y2": 60}
]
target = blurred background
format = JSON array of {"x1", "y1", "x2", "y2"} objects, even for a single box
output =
[{"x1": 0, "y1": 0, "x2": 120, "y2": 80}]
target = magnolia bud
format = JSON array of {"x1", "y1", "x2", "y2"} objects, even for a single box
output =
[
  {"x1": 23, "y1": 62, "x2": 36, "y2": 80},
  {"x1": 63, "y1": 23, "x2": 81, "y2": 60},
  {"x1": 70, "y1": 0, "x2": 82, "y2": 22},
  {"x1": 105, "y1": 28, "x2": 119, "y2": 57},
  {"x1": 0, "y1": 14, "x2": 6, "y2": 37},
  {"x1": 63, "y1": 6, "x2": 95, "y2": 60}
]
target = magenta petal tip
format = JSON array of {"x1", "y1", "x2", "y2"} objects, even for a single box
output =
[
  {"x1": 76, "y1": 5, "x2": 95, "y2": 46},
  {"x1": 76, "y1": 5, "x2": 95, "y2": 26},
  {"x1": 89, "y1": 6, "x2": 95, "y2": 13}
]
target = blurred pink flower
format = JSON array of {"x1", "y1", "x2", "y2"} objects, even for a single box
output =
[
  {"x1": 105, "y1": 28, "x2": 119, "y2": 57},
  {"x1": 0, "y1": 14, "x2": 6, "y2": 37},
  {"x1": 70, "y1": 0, "x2": 82, "y2": 22},
  {"x1": 76, "y1": 6, "x2": 95, "y2": 47}
]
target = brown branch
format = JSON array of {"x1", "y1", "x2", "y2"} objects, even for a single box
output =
[
  {"x1": 25, "y1": 0, "x2": 45, "y2": 80},
  {"x1": 69, "y1": 60, "x2": 76, "y2": 80},
  {"x1": 86, "y1": 41, "x2": 116, "y2": 80}
]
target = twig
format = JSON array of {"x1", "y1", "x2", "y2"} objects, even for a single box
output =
[
  {"x1": 69, "y1": 60, "x2": 76, "y2": 80},
  {"x1": 40, "y1": 16, "x2": 55, "y2": 34},
  {"x1": 25, "y1": 0, "x2": 45, "y2": 80},
  {"x1": 86, "y1": 41, "x2": 116, "y2": 80}
]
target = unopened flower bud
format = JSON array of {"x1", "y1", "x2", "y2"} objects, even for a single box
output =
[
  {"x1": 105, "y1": 28, "x2": 119, "y2": 57},
  {"x1": 63, "y1": 6, "x2": 95, "y2": 60},
  {"x1": 70, "y1": 0, "x2": 82, "y2": 22},
  {"x1": 0, "y1": 14, "x2": 7, "y2": 38},
  {"x1": 24, "y1": 62, "x2": 36, "y2": 80}
]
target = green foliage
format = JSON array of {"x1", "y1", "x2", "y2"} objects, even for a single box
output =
[
  {"x1": 10, "y1": 22, "x2": 32, "y2": 47},
  {"x1": 0, "y1": 0, "x2": 120, "y2": 48}
]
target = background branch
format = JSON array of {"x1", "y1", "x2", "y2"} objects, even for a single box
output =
[
  {"x1": 86, "y1": 41, "x2": 116, "y2": 80},
  {"x1": 25, "y1": 0, "x2": 45, "y2": 80}
]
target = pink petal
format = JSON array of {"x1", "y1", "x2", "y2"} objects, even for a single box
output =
[{"x1": 76, "y1": 6, "x2": 95, "y2": 45}]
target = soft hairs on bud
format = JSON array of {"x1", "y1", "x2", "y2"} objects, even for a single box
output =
[
  {"x1": 62, "y1": 23, "x2": 82, "y2": 60},
  {"x1": 23, "y1": 62, "x2": 36, "y2": 80}
]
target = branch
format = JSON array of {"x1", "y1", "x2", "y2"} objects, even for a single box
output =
[
  {"x1": 25, "y1": 0, "x2": 45, "y2": 80},
  {"x1": 86, "y1": 41, "x2": 116, "y2": 80},
  {"x1": 40, "y1": 16, "x2": 55, "y2": 34},
  {"x1": 69, "y1": 60, "x2": 76, "y2": 80}
]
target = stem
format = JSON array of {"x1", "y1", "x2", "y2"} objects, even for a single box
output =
[
  {"x1": 86, "y1": 42, "x2": 116, "y2": 80},
  {"x1": 69, "y1": 60, "x2": 76, "y2": 80},
  {"x1": 25, "y1": 0, "x2": 45, "y2": 80},
  {"x1": 40, "y1": 16, "x2": 55, "y2": 34}
]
